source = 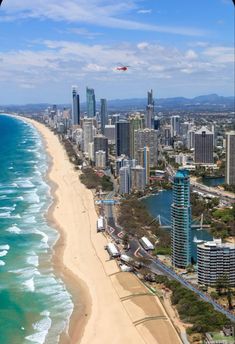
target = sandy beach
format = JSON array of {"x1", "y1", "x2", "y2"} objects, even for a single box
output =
[{"x1": 21, "y1": 117, "x2": 182, "y2": 344}]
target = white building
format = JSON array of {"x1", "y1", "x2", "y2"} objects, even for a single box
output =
[
  {"x1": 83, "y1": 118, "x2": 95, "y2": 153},
  {"x1": 197, "y1": 239, "x2": 235, "y2": 287},
  {"x1": 95, "y1": 150, "x2": 106, "y2": 169},
  {"x1": 131, "y1": 165, "x2": 146, "y2": 192},
  {"x1": 119, "y1": 166, "x2": 130, "y2": 194}
]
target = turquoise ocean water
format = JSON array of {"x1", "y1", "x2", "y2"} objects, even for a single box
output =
[{"x1": 0, "y1": 115, "x2": 73, "y2": 344}]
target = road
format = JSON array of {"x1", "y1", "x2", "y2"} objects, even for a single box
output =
[{"x1": 104, "y1": 203, "x2": 235, "y2": 323}]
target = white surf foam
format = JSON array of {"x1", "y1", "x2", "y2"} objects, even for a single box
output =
[
  {"x1": 15, "y1": 196, "x2": 24, "y2": 201},
  {"x1": 6, "y1": 225, "x2": 21, "y2": 234},
  {"x1": 0, "y1": 250, "x2": 8, "y2": 257},
  {"x1": 27, "y1": 252, "x2": 39, "y2": 267},
  {"x1": 22, "y1": 277, "x2": 35, "y2": 292},
  {"x1": 0, "y1": 260, "x2": 5, "y2": 266},
  {"x1": 25, "y1": 315, "x2": 52, "y2": 344},
  {"x1": 0, "y1": 245, "x2": 10, "y2": 250}
]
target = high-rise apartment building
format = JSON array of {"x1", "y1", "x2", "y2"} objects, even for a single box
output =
[
  {"x1": 163, "y1": 126, "x2": 172, "y2": 146},
  {"x1": 138, "y1": 146, "x2": 150, "y2": 184},
  {"x1": 72, "y1": 86, "x2": 80, "y2": 125},
  {"x1": 145, "y1": 89, "x2": 154, "y2": 129},
  {"x1": 131, "y1": 165, "x2": 146, "y2": 192},
  {"x1": 129, "y1": 114, "x2": 145, "y2": 159},
  {"x1": 197, "y1": 239, "x2": 235, "y2": 287},
  {"x1": 100, "y1": 98, "x2": 108, "y2": 134},
  {"x1": 95, "y1": 150, "x2": 106, "y2": 169},
  {"x1": 170, "y1": 115, "x2": 180, "y2": 137},
  {"x1": 119, "y1": 166, "x2": 130, "y2": 194},
  {"x1": 134, "y1": 128, "x2": 158, "y2": 167},
  {"x1": 194, "y1": 127, "x2": 214, "y2": 164},
  {"x1": 83, "y1": 118, "x2": 95, "y2": 153},
  {"x1": 171, "y1": 169, "x2": 191, "y2": 269},
  {"x1": 225, "y1": 131, "x2": 235, "y2": 185},
  {"x1": 86, "y1": 87, "x2": 96, "y2": 117},
  {"x1": 94, "y1": 135, "x2": 108, "y2": 165},
  {"x1": 115, "y1": 121, "x2": 130, "y2": 157}
]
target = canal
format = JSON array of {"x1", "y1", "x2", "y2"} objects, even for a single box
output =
[{"x1": 142, "y1": 190, "x2": 213, "y2": 262}]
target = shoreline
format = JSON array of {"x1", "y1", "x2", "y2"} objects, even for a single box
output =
[
  {"x1": 6, "y1": 114, "x2": 90, "y2": 342},
  {"x1": 45, "y1": 156, "x2": 91, "y2": 343},
  {"x1": 19, "y1": 117, "x2": 146, "y2": 344}
]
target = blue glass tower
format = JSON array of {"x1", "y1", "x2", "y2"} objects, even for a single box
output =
[
  {"x1": 86, "y1": 87, "x2": 96, "y2": 117},
  {"x1": 171, "y1": 169, "x2": 191, "y2": 268}
]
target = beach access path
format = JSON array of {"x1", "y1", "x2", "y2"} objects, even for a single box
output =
[{"x1": 24, "y1": 118, "x2": 182, "y2": 344}]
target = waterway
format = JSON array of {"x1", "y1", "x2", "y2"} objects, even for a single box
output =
[
  {"x1": 142, "y1": 190, "x2": 213, "y2": 262},
  {"x1": 201, "y1": 176, "x2": 225, "y2": 187}
]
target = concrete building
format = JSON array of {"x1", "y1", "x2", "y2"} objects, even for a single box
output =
[
  {"x1": 119, "y1": 166, "x2": 130, "y2": 194},
  {"x1": 171, "y1": 115, "x2": 180, "y2": 137},
  {"x1": 153, "y1": 116, "x2": 161, "y2": 130},
  {"x1": 86, "y1": 87, "x2": 96, "y2": 117},
  {"x1": 83, "y1": 118, "x2": 95, "y2": 153},
  {"x1": 197, "y1": 239, "x2": 235, "y2": 287},
  {"x1": 187, "y1": 130, "x2": 195, "y2": 150},
  {"x1": 115, "y1": 121, "x2": 130, "y2": 157},
  {"x1": 88, "y1": 142, "x2": 94, "y2": 161},
  {"x1": 100, "y1": 98, "x2": 108, "y2": 134},
  {"x1": 95, "y1": 150, "x2": 106, "y2": 169},
  {"x1": 94, "y1": 135, "x2": 108, "y2": 166},
  {"x1": 138, "y1": 146, "x2": 150, "y2": 184},
  {"x1": 171, "y1": 169, "x2": 191, "y2": 269},
  {"x1": 145, "y1": 89, "x2": 154, "y2": 129},
  {"x1": 72, "y1": 86, "x2": 80, "y2": 125},
  {"x1": 195, "y1": 126, "x2": 214, "y2": 164},
  {"x1": 104, "y1": 124, "x2": 115, "y2": 144},
  {"x1": 163, "y1": 125, "x2": 172, "y2": 146},
  {"x1": 131, "y1": 165, "x2": 146, "y2": 192},
  {"x1": 225, "y1": 131, "x2": 235, "y2": 185},
  {"x1": 134, "y1": 128, "x2": 158, "y2": 167},
  {"x1": 129, "y1": 114, "x2": 145, "y2": 158}
]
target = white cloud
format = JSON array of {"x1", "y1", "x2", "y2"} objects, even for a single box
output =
[
  {"x1": 0, "y1": 39, "x2": 234, "y2": 102},
  {"x1": 203, "y1": 46, "x2": 234, "y2": 63},
  {"x1": 137, "y1": 9, "x2": 152, "y2": 14},
  {"x1": 185, "y1": 49, "x2": 198, "y2": 60},
  {"x1": 1, "y1": 0, "x2": 206, "y2": 36}
]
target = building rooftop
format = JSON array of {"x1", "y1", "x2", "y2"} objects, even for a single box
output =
[{"x1": 198, "y1": 239, "x2": 235, "y2": 250}]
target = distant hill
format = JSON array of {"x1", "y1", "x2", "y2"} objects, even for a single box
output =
[{"x1": 1, "y1": 94, "x2": 234, "y2": 113}]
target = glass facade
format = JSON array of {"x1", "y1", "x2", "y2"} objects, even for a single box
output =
[{"x1": 171, "y1": 169, "x2": 191, "y2": 268}]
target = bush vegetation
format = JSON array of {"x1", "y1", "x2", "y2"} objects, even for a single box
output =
[
  {"x1": 80, "y1": 168, "x2": 113, "y2": 192},
  {"x1": 155, "y1": 275, "x2": 231, "y2": 335}
]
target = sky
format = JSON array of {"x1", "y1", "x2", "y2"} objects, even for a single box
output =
[{"x1": 0, "y1": 0, "x2": 234, "y2": 104}]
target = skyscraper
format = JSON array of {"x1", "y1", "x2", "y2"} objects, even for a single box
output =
[
  {"x1": 225, "y1": 131, "x2": 235, "y2": 185},
  {"x1": 138, "y1": 146, "x2": 150, "y2": 184},
  {"x1": 171, "y1": 169, "x2": 191, "y2": 269},
  {"x1": 145, "y1": 89, "x2": 154, "y2": 129},
  {"x1": 194, "y1": 126, "x2": 214, "y2": 164},
  {"x1": 72, "y1": 86, "x2": 80, "y2": 125},
  {"x1": 129, "y1": 114, "x2": 145, "y2": 158},
  {"x1": 86, "y1": 87, "x2": 96, "y2": 117},
  {"x1": 115, "y1": 121, "x2": 130, "y2": 157},
  {"x1": 119, "y1": 166, "x2": 130, "y2": 194},
  {"x1": 94, "y1": 134, "x2": 108, "y2": 165},
  {"x1": 100, "y1": 98, "x2": 108, "y2": 134},
  {"x1": 134, "y1": 128, "x2": 158, "y2": 167},
  {"x1": 170, "y1": 115, "x2": 180, "y2": 137},
  {"x1": 131, "y1": 165, "x2": 146, "y2": 192},
  {"x1": 83, "y1": 118, "x2": 95, "y2": 153}
]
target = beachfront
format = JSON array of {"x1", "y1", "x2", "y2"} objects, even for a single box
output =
[{"x1": 23, "y1": 118, "x2": 182, "y2": 344}]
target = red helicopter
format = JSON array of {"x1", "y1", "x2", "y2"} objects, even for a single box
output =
[{"x1": 116, "y1": 64, "x2": 130, "y2": 71}]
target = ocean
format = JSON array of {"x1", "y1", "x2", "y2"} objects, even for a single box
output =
[{"x1": 0, "y1": 115, "x2": 73, "y2": 344}]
